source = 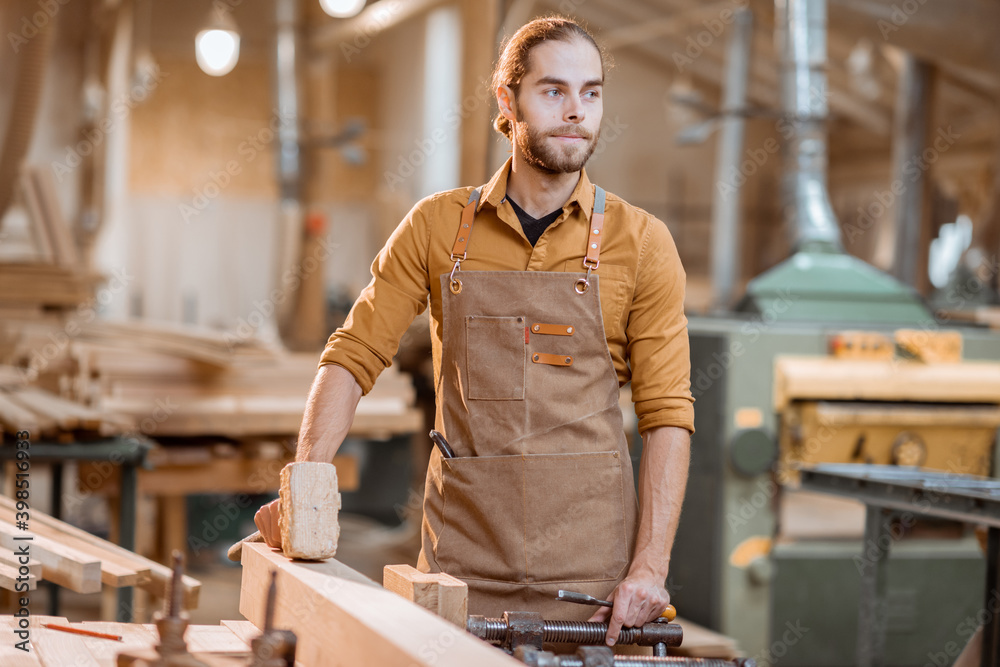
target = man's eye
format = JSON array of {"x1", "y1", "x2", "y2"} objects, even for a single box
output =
[
  {"x1": 584, "y1": 90, "x2": 600, "y2": 99},
  {"x1": 545, "y1": 89, "x2": 560, "y2": 97}
]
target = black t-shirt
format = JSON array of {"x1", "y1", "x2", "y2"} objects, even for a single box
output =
[{"x1": 506, "y1": 196, "x2": 562, "y2": 246}]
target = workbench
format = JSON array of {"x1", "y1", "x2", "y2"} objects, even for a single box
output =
[{"x1": 799, "y1": 463, "x2": 1000, "y2": 667}]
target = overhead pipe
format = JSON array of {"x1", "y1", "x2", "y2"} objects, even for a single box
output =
[
  {"x1": 776, "y1": 0, "x2": 843, "y2": 253},
  {"x1": 710, "y1": 8, "x2": 753, "y2": 311}
]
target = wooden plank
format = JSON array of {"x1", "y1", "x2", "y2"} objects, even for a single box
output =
[
  {"x1": 383, "y1": 564, "x2": 468, "y2": 627},
  {"x1": 6, "y1": 387, "x2": 108, "y2": 431},
  {"x1": 219, "y1": 619, "x2": 261, "y2": 647},
  {"x1": 0, "y1": 522, "x2": 102, "y2": 593},
  {"x1": 17, "y1": 171, "x2": 55, "y2": 264},
  {"x1": 28, "y1": 615, "x2": 103, "y2": 667},
  {"x1": 279, "y1": 462, "x2": 340, "y2": 560},
  {"x1": 0, "y1": 561, "x2": 36, "y2": 591},
  {"x1": 0, "y1": 390, "x2": 45, "y2": 436},
  {"x1": 184, "y1": 625, "x2": 252, "y2": 653},
  {"x1": 28, "y1": 167, "x2": 80, "y2": 269},
  {"x1": 240, "y1": 542, "x2": 519, "y2": 667},
  {"x1": 0, "y1": 505, "x2": 147, "y2": 588},
  {"x1": 0, "y1": 550, "x2": 42, "y2": 579},
  {"x1": 73, "y1": 621, "x2": 156, "y2": 663},
  {"x1": 0, "y1": 616, "x2": 44, "y2": 666},
  {"x1": 0, "y1": 500, "x2": 201, "y2": 608},
  {"x1": 774, "y1": 357, "x2": 1000, "y2": 409}
]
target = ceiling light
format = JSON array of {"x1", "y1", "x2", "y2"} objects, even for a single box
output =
[
  {"x1": 195, "y1": 8, "x2": 240, "y2": 77},
  {"x1": 319, "y1": 0, "x2": 366, "y2": 19}
]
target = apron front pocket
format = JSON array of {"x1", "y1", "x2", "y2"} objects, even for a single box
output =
[
  {"x1": 436, "y1": 454, "x2": 526, "y2": 581},
  {"x1": 523, "y1": 451, "x2": 629, "y2": 583},
  {"x1": 466, "y1": 315, "x2": 526, "y2": 400}
]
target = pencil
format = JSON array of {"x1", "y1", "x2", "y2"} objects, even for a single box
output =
[{"x1": 42, "y1": 623, "x2": 123, "y2": 641}]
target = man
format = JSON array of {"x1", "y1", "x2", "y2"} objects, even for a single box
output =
[{"x1": 255, "y1": 16, "x2": 693, "y2": 647}]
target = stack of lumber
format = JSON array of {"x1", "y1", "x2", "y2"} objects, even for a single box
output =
[
  {"x1": 0, "y1": 167, "x2": 99, "y2": 309},
  {"x1": 0, "y1": 381, "x2": 133, "y2": 438},
  {"x1": 0, "y1": 496, "x2": 200, "y2": 608},
  {"x1": 81, "y1": 338, "x2": 420, "y2": 439},
  {"x1": 0, "y1": 264, "x2": 98, "y2": 307},
  {"x1": 0, "y1": 615, "x2": 255, "y2": 666},
  {"x1": 3, "y1": 316, "x2": 419, "y2": 440}
]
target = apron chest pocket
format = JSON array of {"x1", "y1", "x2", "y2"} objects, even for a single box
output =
[
  {"x1": 466, "y1": 316, "x2": 526, "y2": 400},
  {"x1": 435, "y1": 451, "x2": 628, "y2": 584}
]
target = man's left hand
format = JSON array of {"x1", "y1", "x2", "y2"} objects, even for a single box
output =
[{"x1": 586, "y1": 573, "x2": 671, "y2": 646}]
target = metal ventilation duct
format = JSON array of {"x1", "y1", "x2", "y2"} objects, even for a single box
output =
[
  {"x1": 734, "y1": 0, "x2": 930, "y2": 324},
  {"x1": 776, "y1": 0, "x2": 842, "y2": 253}
]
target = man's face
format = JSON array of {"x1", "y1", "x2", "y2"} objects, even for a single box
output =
[{"x1": 507, "y1": 37, "x2": 604, "y2": 174}]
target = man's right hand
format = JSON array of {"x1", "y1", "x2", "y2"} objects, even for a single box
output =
[{"x1": 254, "y1": 498, "x2": 282, "y2": 548}]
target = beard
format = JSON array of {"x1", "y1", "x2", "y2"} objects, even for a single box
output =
[{"x1": 512, "y1": 113, "x2": 600, "y2": 174}]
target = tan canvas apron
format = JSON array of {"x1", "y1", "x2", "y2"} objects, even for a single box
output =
[{"x1": 416, "y1": 185, "x2": 639, "y2": 621}]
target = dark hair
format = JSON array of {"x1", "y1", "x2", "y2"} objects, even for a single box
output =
[{"x1": 491, "y1": 16, "x2": 606, "y2": 140}]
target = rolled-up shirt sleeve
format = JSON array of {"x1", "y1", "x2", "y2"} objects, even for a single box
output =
[
  {"x1": 626, "y1": 218, "x2": 695, "y2": 434},
  {"x1": 319, "y1": 199, "x2": 431, "y2": 394}
]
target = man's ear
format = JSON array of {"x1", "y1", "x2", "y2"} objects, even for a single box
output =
[{"x1": 497, "y1": 85, "x2": 516, "y2": 122}]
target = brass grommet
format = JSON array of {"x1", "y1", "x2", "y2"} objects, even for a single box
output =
[
  {"x1": 575, "y1": 279, "x2": 589, "y2": 294},
  {"x1": 449, "y1": 279, "x2": 462, "y2": 294}
]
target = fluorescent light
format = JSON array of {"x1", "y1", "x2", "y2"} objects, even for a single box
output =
[{"x1": 319, "y1": 0, "x2": 366, "y2": 19}]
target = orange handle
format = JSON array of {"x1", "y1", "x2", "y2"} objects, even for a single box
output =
[{"x1": 660, "y1": 604, "x2": 677, "y2": 621}]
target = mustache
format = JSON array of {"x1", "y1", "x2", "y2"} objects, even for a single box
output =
[{"x1": 548, "y1": 126, "x2": 594, "y2": 140}]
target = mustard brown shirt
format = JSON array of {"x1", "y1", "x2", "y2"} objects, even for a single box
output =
[{"x1": 320, "y1": 158, "x2": 694, "y2": 434}]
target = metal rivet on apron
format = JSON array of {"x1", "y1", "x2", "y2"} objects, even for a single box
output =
[
  {"x1": 566, "y1": 327, "x2": 573, "y2": 334},
  {"x1": 463, "y1": 224, "x2": 469, "y2": 228},
  {"x1": 532, "y1": 354, "x2": 539, "y2": 361},
  {"x1": 591, "y1": 243, "x2": 598, "y2": 249},
  {"x1": 532, "y1": 324, "x2": 540, "y2": 332},
  {"x1": 565, "y1": 357, "x2": 572, "y2": 364},
  {"x1": 459, "y1": 237, "x2": 465, "y2": 242},
  {"x1": 592, "y1": 229, "x2": 600, "y2": 235},
  {"x1": 517, "y1": 317, "x2": 523, "y2": 322}
]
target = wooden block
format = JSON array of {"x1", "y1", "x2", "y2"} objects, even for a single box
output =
[
  {"x1": 0, "y1": 522, "x2": 102, "y2": 593},
  {"x1": 278, "y1": 462, "x2": 340, "y2": 560},
  {"x1": 240, "y1": 542, "x2": 519, "y2": 667},
  {"x1": 383, "y1": 564, "x2": 468, "y2": 627}
]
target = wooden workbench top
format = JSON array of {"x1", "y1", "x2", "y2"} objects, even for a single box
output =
[{"x1": 0, "y1": 614, "x2": 259, "y2": 666}]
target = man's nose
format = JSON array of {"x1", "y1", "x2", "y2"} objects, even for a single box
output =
[{"x1": 563, "y1": 95, "x2": 585, "y2": 122}]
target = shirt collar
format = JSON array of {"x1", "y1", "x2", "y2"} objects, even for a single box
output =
[{"x1": 480, "y1": 157, "x2": 596, "y2": 219}]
